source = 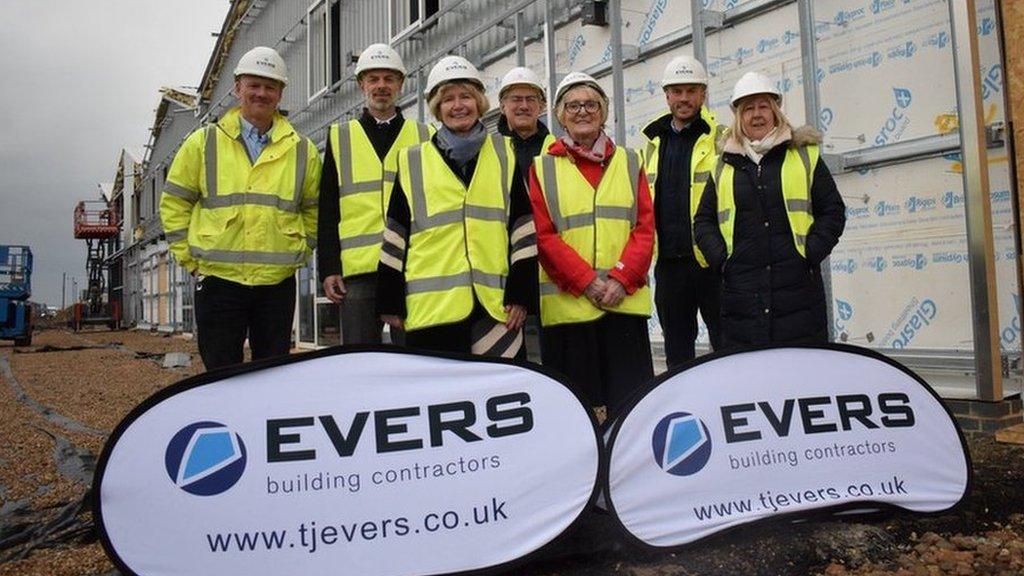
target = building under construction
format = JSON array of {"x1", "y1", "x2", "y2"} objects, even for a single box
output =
[{"x1": 109, "y1": 0, "x2": 1024, "y2": 429}]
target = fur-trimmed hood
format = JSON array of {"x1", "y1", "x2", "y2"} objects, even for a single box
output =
[{"x1": 720, "y1": 124, "x2": 822, "y2": 155}]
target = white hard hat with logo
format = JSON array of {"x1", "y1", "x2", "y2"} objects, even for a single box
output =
[
  {"x1": 355, "y1": 43, "x2": 406, "y2": 79},
  {"x1": 426, "y1": 55, "x2": 483, "y2": 98},
  {"x1": 554, "y1": 71, "x2": 606, "y2": 105},
  {"x1": 234, "y1": 46, "x2": 288, "y2": 86},
  {"x1": 499, "y1": 67, "x2": 546, "y2": 99},
  {"x1": 730, "y1": 71, "x2": 781, "y2": 108},
  {"x1": 662, "y1": 55, "x2": 708, "y2": 87}
]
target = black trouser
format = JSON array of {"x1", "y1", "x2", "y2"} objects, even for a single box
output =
[
  {"x1": 194, "y1": 275, "x2": 296, "y2": 370},
  {"x1": 540, "y1": 313, "x2": 654, "y2": 419},
  {"x1": 654, "y1": 257, "x2": 722, "y2": 368}
]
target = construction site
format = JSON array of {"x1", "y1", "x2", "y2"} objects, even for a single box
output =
[{"x1": 3, "y1": 0, "x2": 1024, "y2": 574}]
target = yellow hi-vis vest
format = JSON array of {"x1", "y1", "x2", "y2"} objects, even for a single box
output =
[
  {"x1": 329, "y1": 119, "x2": 432, "y2": 277},
  {"x1": 641, "y1": 107, "x2": 723, "y2": 267},
  {"x1": 535, "y1": 147, "x2": 653, "y2": 326},
  {"x1": 397, "y1": 134, "x2": 515, "y2": 331},
  {"x1": 160, "y1": 108, "x2": 320, "y2": 286},
  {"x1": 715, "y1": 144, "x2": 820, "y2": 258}
]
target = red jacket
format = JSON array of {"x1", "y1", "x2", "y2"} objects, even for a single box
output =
[{"x1": 528, "y1": 137, "x2": 654, "y2": 297}]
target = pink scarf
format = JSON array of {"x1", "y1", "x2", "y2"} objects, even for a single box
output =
[{"x1": 560, "y1": 132, "x2": 611, "y2": 163}]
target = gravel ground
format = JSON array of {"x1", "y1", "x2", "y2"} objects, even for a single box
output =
[{"x1": 0, "y1": 328, "x2": 1022, "y2": 576}]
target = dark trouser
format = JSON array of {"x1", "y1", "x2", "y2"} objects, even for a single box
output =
[
  {"x1": 194, "y1": 275, "x2": 296, "y2": 370},
  {"x1": 654, "y1": 257, "x2": 722, "y2": 368},
  {"x1": 405, "y1": 302, "x2": 524, "y2": 359},
  {"x1": 540, "y1": 313, "x2": 654, "y2": 418},
  {"x1": 339, "y1": 274, "x2": 404, "y2": 345}
]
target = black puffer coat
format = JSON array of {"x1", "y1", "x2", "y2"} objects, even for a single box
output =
[{"x1": 693, "y1": 126, "x2": 846, "y2": 348}]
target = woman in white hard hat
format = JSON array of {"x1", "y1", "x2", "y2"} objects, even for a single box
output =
[
  {"x1": 375, "y1": 56, "x2": 536, "y2": 357},
  {"x1": 529, "y1": 72, "x2": 655, "y2": 418},
  {"x1": 693, "y1": 71, "x2": 846, "y2": 348}
]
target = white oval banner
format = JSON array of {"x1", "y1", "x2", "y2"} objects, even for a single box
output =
[
  {"x1": 94, "y1": 348, "x2": 602, "y2": 576},
  {"x1": 604, "y1": 344, "x2": 970, "y2": 549}
]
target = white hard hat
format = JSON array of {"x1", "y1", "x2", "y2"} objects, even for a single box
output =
[
  {"x1": 662, "y1": 55, "x2": 708, "y2": 88},
  {"x1": 499, "y1": 67, "x2": 545, "y2": 99},
  {"x1": 554, "y1": 71, "x2": 606, "y2": 105},
  {"x1": 355, "y1": 43, "x2": 406, "y2": 78},
  {"x1": 730, "y1": 71, "x2": 781, "y2": 108},
  {"x1": 426, "y1": 55, "x2": 483, "y2": 98},
  {"x1": 234, "y1": 46, "x2": 288, "y2": 86}
]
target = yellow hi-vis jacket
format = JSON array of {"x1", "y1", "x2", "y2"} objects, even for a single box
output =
[
  {"x1": 535, "y1": 147, "x2": 652, "y2": 326},
  {"x1": 715, "y1": 144, "x2": 820, "y2": 258},
  {"x1": 329, "y1": 118, "x2": 433, "y2": 277},
  {"x1": 396, "y1": 134, "x2": 515, "y2": 331},
  {"x1": 641, "y1": 106, "x2": 723, "y2": 267},
  {"x1": 160, "y1": 108, "x2": 321, "y2": 286}
]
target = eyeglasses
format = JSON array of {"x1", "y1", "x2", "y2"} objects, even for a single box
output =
[
  {"x1": 505, "y1": 95, "x2": 541, "y2": 105},
  {"x1": 564, "y1": 100, "x2": 600, "y2": 114}
]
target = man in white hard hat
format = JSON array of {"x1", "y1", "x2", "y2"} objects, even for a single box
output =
[
  {"x1": 497, "y1": 67, "x2": 556, "y2": 180},
  {"x1": 317, "y1": 43, "x2": 432, "y2": 345},
  {"x1": 496, "y1": 66, "x2": 555, "y2": 361},
  {"x1": 640, "y1": 54, "x2": 723, "y2": 368},
  {"x1": 160, "y1": 46, "x2": 321, "y2": 370}
]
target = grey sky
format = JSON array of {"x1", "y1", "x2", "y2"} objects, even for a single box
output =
[{"x1": 0, "y1": 1, "x2": 228, "y2": 306}]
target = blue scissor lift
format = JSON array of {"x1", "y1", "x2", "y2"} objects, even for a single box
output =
[{"x1": 0, "y1": 245, "x2": 34, "y2": 346}]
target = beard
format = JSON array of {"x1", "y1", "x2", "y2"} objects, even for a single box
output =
[{"x1": 368, "y1": 95, "x2": 395, "y2": 112}]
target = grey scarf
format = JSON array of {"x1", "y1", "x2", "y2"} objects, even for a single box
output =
[{"x1": 436, "y1": 122, "x2": 488, "y2": 169}]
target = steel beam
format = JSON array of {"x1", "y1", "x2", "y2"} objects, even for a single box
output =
[
  {"x1": 949, "y1": 0, "x2": 1003, "y2": 400},
  {"x1": 690, "y1": 0, "x2": 707, "y2": 67},
  {"x1": 515, "y1": 11, "x2": 526, "y2": 67},
  {"x1": 609, "y1": 0, "x2": 627, "y2": 144},
  {"x1": 545, "y1": 0, "x2": 562, "y2": 137}
]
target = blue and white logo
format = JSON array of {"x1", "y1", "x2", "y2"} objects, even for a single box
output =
[
  {"x1": 165, "y1": 421, "x2": 247, "y2": 496},
  {"x1": 651, "y1": 412, "x2": 712, "y2": 476}
]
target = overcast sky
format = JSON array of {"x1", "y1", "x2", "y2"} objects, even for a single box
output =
[{"x1": 0, "y1": 1, "x2": 228, "y2": 306}]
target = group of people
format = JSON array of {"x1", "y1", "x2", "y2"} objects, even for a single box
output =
[{"x1": 161, "y1": 44, "x2": 846, "y2": 417}]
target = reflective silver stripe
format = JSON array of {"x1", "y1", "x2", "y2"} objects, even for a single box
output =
[
  {"x1": 795, "y1": 234, "x2": 806, "y2": 248},
  {"x1": 795, "y1": 146, "x2": 814, "y2": 213},
  {"x1": 340, "y1": 181, "x2": 381, "y2": 196},
  {"x1": 294, "y1": 136, "x2": 309, "y2": 199},
  {"x1": 564, "y1": 213, "x2": 595, "y2": 229},
  {"x1": 786, "y1": 198, "x2": 811, "y2": 213},
  {"x1": 383, "y1": 170, "x2": 397, "y2": 184},
  {"x1": 465, "y1": 205, "x2": 506, "y2": 221},
  {"x1": 200, "y1": 193, "x2": 299, "y2": 212},
  {"x1": 407, "y1": 271, "x2": 472, "y2": 294},
  {"x1": 340, "y1": 233, "x2": 382, "y2": 250},
  {"x1": 205, "y1": 125, "x2": 219, "y2": 197},
  {"x1": 165, "y1": 228, "x2": 188, "y2": 243},
  {"x1": 337, "y1": 123, "x2": 353, "y2": 191},
  {"x1": 491, "y1": 134, "x2": 510, "y2": 211},
  {"x1": 718, "y1": 209, "x2": 732, "y2": 224},
  {"x1": 693, "y1": 171, "x2": 711, "y2": 183},
  {"x1": 385, "y1": 217, "x2": 408, "y2": 239},
  {"x1": 164, "y1": 181, "x2": 200, "y2": 202},
  {"x1": 715, "y1": 159, "x2": 727, "y2": 183},
  {"x1": 625, "y1": 149, "x2": 640, "y2": 225},
  {"x1": 417, "y1": 123, "x2": 430, "y2": 142},
  {"x1": 596, "y1": 206, "x2": 633, "y2": 221},
  {"x1": 540, "y1": 155, "x2": 563, "y2": 231},
  {"x1": 510, "y1": 245, "x2": 537, "y2": 264},
  {"x1": 190, "y1": 247, "x2": 306, "y2": 265},
  {"x1": 510, "y1": 216, "x2": 535, "y2": 247},
  {"x1": 472, "y1": 271, "x2": 505, "y2": 289},
  {"x1": 539, "y1": 282, "x2": 560, "y2": 296}
]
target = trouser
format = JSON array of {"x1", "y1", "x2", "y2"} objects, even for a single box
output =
[
  {"x1": 405, "y1": 302, "x2": 524, "y2": 359},
  {"x1": 339, "y1": 274, "x2": 404, "y2": 345},
  {"x1": 654, "y1": 257, "x2": 722, "y2": 368},
  {"x1": 194, "y1": 275, "x2": 296, "y2": 370},
  {"x1": 540, "y1": 313, "x2": 654, "y2": 419}
]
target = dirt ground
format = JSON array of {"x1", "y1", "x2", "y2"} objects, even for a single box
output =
[{"x1": 0, "y1": 328, "x2": 1022, "y2": 576}]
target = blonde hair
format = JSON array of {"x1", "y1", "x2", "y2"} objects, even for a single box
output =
[
  {"x1": 554, "y1": 85, "x2": 608, "y2": 130},
  {"x1": 730, "y1": 94, "x2": 792, "y2": 145},
  {"x1": 428, "y1": 81, "x2": 490, "y2": 121}
]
